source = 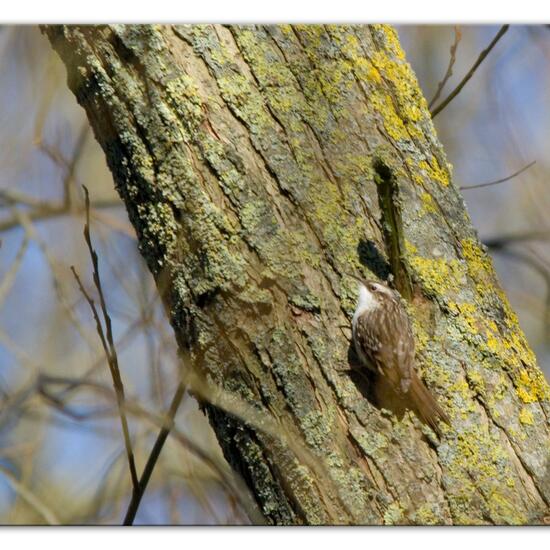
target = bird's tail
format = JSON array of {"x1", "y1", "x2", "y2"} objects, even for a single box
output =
[{"x1": 408, "y1": 372, "x2": 450, "y2": 436}]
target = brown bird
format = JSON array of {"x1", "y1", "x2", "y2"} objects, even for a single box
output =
[{"x1": 352, "y1": 278, "x2": 450, "y2": 435}]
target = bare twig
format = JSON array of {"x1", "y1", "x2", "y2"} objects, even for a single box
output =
[
  {"x1": 483, "y1": 228, "x2": 550, "y2": 250},
  {"x1": 490, "y1": 246, "x2": 550, "y2": 339},
  {"x1": 3, "y1": 121, "x2": 133, "y2": 237},
  {"x1": 0, "y1": 188, "x2": 53, "y2": 209},
  {"x1": 428, "y1": 26, "x2": 462, "y2": 109},
  {"x1": 0, "y1": 230, "x2": 29, "y2": 307},
  {"x1": 0, "y1": 197, "x2": 124, "y2": 233},
  {"x1": 0, "y1": 465, "x2": 61, "y2": 525},
  {"x1": 431, "y1": 25, "x2": 509, "y2": 118},
  {"x1": 461, "y1": 160, "x2": 536, "y2": 190},
  {"x1": 36, "y1": 373, "x2": 259, "y2": 523},
  {"x1": 71, "y1": 186, "x2": 139, "y2": 493},
  {"x1": 71, "y1": 187, "x2": 189, "y2": 525},
  {"x1": 62, "y1": 124, "x2": 90, "y2": 208},
  {"x1": 123, "y1": 380, "x2": 186, "y2": 525},
  {"x1": 5, "y1": 204, "x2": 100, "y2": 351}
]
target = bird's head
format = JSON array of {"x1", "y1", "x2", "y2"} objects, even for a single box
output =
[{"x1": 354, "y1": 278, "x2": 396, "y2": 312}]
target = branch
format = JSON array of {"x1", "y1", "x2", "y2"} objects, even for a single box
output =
[
  {"x1": 489, "y1": 246, "x2": 550, "y2": 340},
  {"x1": 71, "y1": 187, "x2": 139, "y2": 493},
  {"x1": 0, "y1": 122, "x2": 131, "y2": 236},
  {"x1": 0, "y1": 465, "x2": 61, "y2": 525},
  {"x1": 36, "y1": 373, "x2": 259, "y2": 523},
  {"x1": 123, "y1": 380, "x2": 186, "y2": 525},
  {"x1": 483, "y1": 228, "x2": 550, "y2": 250},
  {"x1": 71, "y1": 188, "x2": 189, "y2": 525},
  {"x1": 0, "y1": 198, "x2": 124, "y2": 233},
  {"x1": 0, "y1": 229, "x2": 29, "y2": 307},
  {"x1": 0, "y1": 188, "x2": 53, "y2": 209},
  {"x1": 461, "y1": 160, "x2": 536, "y2": 190},
  {"x1": 428, "y1": 26, "x2": 462, "y2": 110},
  {"x1": 431, "y1": 25, "x2": 509, "y2": 118},
  {"x1": 35, "y1": 122, "x2": 90, "y2": 207},
  {"x1": 61, "y1": 123, "x2": 90, "y2": 208}
]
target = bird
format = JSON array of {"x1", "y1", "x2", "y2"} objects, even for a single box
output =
[{"x1": 351, "y1": 278, "x2": 450, "y2": 435}]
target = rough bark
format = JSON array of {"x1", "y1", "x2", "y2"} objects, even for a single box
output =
[{"x1": 43, "y1": 24, "x2": 550, "y2": 525}]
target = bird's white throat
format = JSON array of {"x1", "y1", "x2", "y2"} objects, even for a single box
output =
[{"x1": 352, "y1": 283, "x2": 378, "y2": 331}]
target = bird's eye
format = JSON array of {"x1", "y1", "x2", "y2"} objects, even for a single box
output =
[{"x1": 369, "y1": 283, "x2": 377, "y2": 292}]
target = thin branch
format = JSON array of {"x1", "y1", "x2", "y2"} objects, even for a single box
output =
[
  {"x1": 62, "y1": 123, "x2": 90, "y2": 208},
  {"x1": 428, "y1": 26, "x2": 462, "y2": 109},
  {"x1": 55, "y1": 317, "x2": 148, "y2": 402},
  {"x1": 123, "y1": 380, "x2": 186, "y2": 525},
  {"x1": 0, "y1": 188, "x2": 53, "y2": 209},
  {"x1": 461, "y1": 160, "x2": 536, "y2": 190},
  {"x1": 431, "y1": 25, "x2": 509, "y2": 118},
  {"x1": 483, "y1": 228, "x2": 550, "y2": 250},
  {"x1": 36, "y1": 373, "x2": 260, "y2": 523},
  {"x1": 0, "y1": 230, "x2": 29, "y2": 307},
  {"x1": 0, "y1": 198, "x2": 123, "y2": 233},
  {"x1": 0, "y1": 466, "x2": 61, "y2": 525},
  {"x1": 71, "y1": 186, "x2": 139, "y2": 493},
  {"x1": 1, "y1": 123, "x2": 131, "y2": 236},
  {"x1": 5, "y1": 203, "x2": 100, "y2": 351},
  {"x1": 490, "y1": 246, "x2": 550, "y2": 340},
  {"x1": 0, "y1": 126, "x2": 89, "y2": 212},
  {"x1": 70, "y1": 269, "x2": 111, "y2": 371},
  {"x1": 70, "y1": 188, "x2": 189, "y2": 524},
  {"x1": 38, "y1": 381, "x2": 114, "y2": 422}
]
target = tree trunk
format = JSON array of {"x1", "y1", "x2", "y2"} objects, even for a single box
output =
[{"x1": 43, "y1": 24, "x2": 550, "y2": 525}]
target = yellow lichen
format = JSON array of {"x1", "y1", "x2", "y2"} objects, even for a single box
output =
[
  {"x1": 518, "y1": 407, "x2": 534, "y2": 425},
  {"x1": 406, "y1": 241, "x2": 465, "y2": 297},
  {"x1": 330, "y1": 25, "x2": 431, "y2": 145},
  {"x1": 461, "y1": 238, "x2": 495, "y2": 290},
  {"x1": 494, "y1": 375, "x2": 509, "y2": 401},
  {"x1": 378, "y1": 25, "x2": 406, "y2": 61},
  {"x1": 467, "y1": 369, "x2": 486, "y2": 397},
  {"x1": 417, "y1": 159, "x2": 450, "y2": 187},
  {"x1": 449, "y1": 377, "x2": 476, "y2": 416},
  {"x1": 486, "y1": 332, "x2": 501, "y2": 355},
  {"x1": 421, "y1": 192, "x2": 438, "y2": 214},
  {"x1": 448, "y1": 301, "x2": 480, "y2": 335},
  {"x1": 370, "y1": 92, "x2": 410, "y2": 142},
  {"x1": 413, "y1": 504, "x2": 441, "y2": 525},
  {"x1": 444, "y1": 427, "x2": 524, "y2": 524},
  {"x1": 368, "y1": 52, "x2": 424, "y2": 141},
  {"x1": 459, "y1": 238, "x2": 542, "y2": 377},
  {"x1": 516, "y1": 368, "x2": 549, "y2": 404}
]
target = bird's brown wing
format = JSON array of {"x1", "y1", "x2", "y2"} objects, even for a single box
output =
[{"x1": 355, "y1": 298, "x2": 415, "y2": 394}]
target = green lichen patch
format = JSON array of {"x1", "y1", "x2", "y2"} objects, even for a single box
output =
[
  {"x1": 350, "y1": 426, "x2": 389, "y2": 459},
  {"x1": 383, "y1": 501, "x2": 405, "y2": 525},
  {"x1": 412, "y1": 503, "x2": 445, "y2": 525}
]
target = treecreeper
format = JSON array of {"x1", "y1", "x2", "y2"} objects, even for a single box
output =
[{"x1": 352, "y1": 279, "x2": 450, "y2": 435}]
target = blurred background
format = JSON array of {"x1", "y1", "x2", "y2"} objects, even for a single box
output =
[{"x1": 0, "y1": 25, "x2": 549, "y2": 524}]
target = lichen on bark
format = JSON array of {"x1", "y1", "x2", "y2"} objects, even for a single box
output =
[{"x1": 44, "y1": 23, "x2": 550, "y2": 525}]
